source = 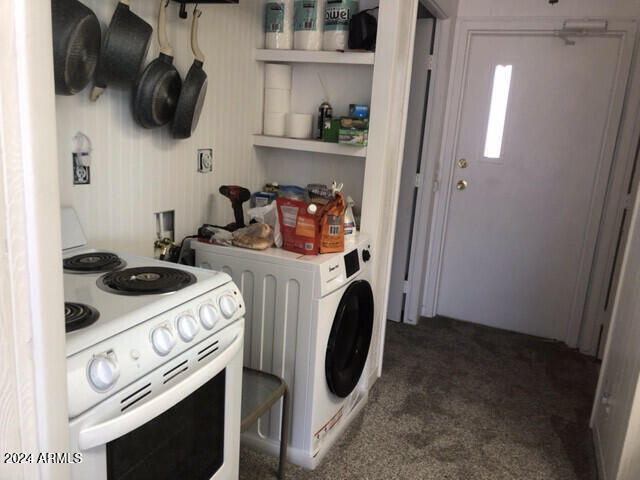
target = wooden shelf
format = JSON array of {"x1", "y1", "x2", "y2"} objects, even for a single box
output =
[
  {"x1": 252, "y1": 135, "x2": 367, "y2": 157},
  {"x1": 255, "y1": 49, "x2": 375, "y2": 65}
]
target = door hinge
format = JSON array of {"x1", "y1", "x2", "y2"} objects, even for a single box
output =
[
  {"x1": 403, "y1": 280, "x2": 410, "y2": 294},
  {"x1": 426, "y1": 54, "x2": 434, "y2": 71},
  {"x1": 432, "y1": 180, "x2": 440, "y2": 192},
  {"x1": 415, "y1": 173, "x2": 423, "y2": 188}
]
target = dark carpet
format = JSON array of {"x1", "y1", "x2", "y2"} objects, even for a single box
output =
[{"x1": 239, "y1": 317, "x2": 599, "y2": 479}]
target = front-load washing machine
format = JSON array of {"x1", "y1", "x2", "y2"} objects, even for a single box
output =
[{"x1": 192, "y1": 234, "x2": 377, "y2": 469}]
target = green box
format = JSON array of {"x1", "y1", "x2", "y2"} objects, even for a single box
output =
[{"x1": 322, "y1": 118, "x2": 340, "y2": 143}]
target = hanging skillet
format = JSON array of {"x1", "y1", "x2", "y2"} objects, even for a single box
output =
[
  {"x1": 132, "y1": 0, "x2": 182, "y2": 128},
  {"x1": 51, "y1": 0, "x2": 101, "y2": 95},
  {"x1": 172, "y1": 7, "x2": 208, "y2": 139},
  {"x1": 90, "y1": 0, "x2": 152, "y2": 101}
]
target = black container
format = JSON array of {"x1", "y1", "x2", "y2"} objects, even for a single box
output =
[{"x1": 318, "y1": 101, "x2": 333, "y2": 139}]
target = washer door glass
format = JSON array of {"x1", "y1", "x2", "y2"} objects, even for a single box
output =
[{"x1": 325, "y1": 280, "x2": 374, "y2": 398}]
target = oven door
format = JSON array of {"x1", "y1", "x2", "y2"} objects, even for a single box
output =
[{"x1": 69, "y1": 320, "x2": 243, "y2": 480}]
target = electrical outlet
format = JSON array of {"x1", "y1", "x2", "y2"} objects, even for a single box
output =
[
  {"x1": 198, "y1": 148, "x2": 213, "y2": 173},
  {"x1": 72, "y1": 153, "x2": 90, "y2": 185},
  {"x1": 154, "y1": 210, "x2": 175, "y2": 241}
]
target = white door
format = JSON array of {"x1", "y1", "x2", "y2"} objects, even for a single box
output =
[
  {"x1": 388, "y1": 18, "x2": 434, "y2": 322},
  {"x1": 435, "y1": 20, "x2": 636, "y2": 341}
]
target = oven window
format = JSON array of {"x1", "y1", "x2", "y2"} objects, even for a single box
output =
[{"x1": 107, "y1": 369, "x2": 226, "y2": 480}]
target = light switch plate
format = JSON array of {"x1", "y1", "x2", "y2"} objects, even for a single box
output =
[{"x1": 198, "y1": 148, "x2": 213, "y2": 173}]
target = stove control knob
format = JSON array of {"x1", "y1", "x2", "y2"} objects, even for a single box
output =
[
  {"x1": 219, "y1": 294, "x2": 237, "y2": 319},
  {"x1": 199, "y1": 304, "x2": 219, "y2": 330},
  {"x1": 88, "y1": 353, "x2": 120, "y2": 392},
  {"x1": 151, "y1": 326, "x2": 175, "y2": 356},
  {"x1": 362, "y1": 249, "x2": 371, "y2": 262},
  {"x1": 177, "y1": 315, "x2": 199, "y2": 342}
]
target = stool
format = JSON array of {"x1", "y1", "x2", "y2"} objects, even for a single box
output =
[{"x1": 241, "y1": 367, "x2": 289, "y2": 479}]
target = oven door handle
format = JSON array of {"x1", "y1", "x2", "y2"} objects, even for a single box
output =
[{"x1": 77, "y1": 326, "x2": 243, "y2": 451}]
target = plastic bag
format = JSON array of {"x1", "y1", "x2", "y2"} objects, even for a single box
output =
[
  {"x1": 247, "y1": 202, "x2": 282, "y2": 248},
  {"x1": 197, "y1": 226, "x2": 233, "y2": 246},
  {"x1": 232, "y1": 223, "x2": 274, "y2": 250},
  {"x1": 276, "y1": 197, "x2": 319, "y2": 254},
  {"x1": 317, "y1": 192, "x2": 345, "y2": 253}
]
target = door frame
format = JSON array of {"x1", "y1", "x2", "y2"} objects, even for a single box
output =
[
  {"x1": 579, "y1": 47, "x2": 640, "y2": 356},
  {"x1": 1, "y1": 1, "x2": 70, "y2": 478},
  {"x1": 387, "y1": 16, "x2": 435, "y2": 323},
  {"x1": 403, "y1": 12, "x2": 457, "y2": 325},
  {"x1": 421, "y1": 17, "x2": 638, "y2": 347}
]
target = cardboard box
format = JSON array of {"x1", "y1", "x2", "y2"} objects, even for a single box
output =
[{"x1": 339, "y1": 128, "x2": 368, "y2": 146}]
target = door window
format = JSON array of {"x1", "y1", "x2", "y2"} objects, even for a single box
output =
[{"x1": 483, "y1": 64, "x2": 512, "y2": 159}]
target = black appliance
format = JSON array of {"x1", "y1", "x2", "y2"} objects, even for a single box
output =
[{"x1": 349, "y1": 8, "x2": 378, "y2": 51}]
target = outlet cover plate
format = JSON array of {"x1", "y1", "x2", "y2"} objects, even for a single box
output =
[
  {"x1": 198, "y1": 148, "x2": 213, "y2": 173},
  {"x1": 73, "y1": 153, "x2": 90, "y2": 185}
]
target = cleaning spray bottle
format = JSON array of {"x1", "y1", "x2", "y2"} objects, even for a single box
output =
[
  {"x1": 317, "y1": 73, "x2": 332, "y2": 139},
  {"x1": 344, "y1": 195, "x2": 356, "y2": 235}
]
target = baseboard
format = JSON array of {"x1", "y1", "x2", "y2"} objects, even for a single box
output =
[{"x1": 592, "y1": 426, "x2": 607, "y2": 480}]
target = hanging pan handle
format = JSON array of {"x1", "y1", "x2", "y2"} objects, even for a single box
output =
[
  {"x1": 158, "y1": 0, "x2": 174, "y2": 57},
  {"x1": 191, "y1": 6, "x2": 204, "y2": 63}
]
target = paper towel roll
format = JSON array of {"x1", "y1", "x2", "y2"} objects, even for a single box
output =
[
  {"x1": 323, "y1": 30, "x2": 347, "y2": 52},
  {"x1": 294, "y1": 0, "x2": 325, "y2": 51},
  {"x1": 286, "y1": 113, "x2": 313, "y2": 139},
  {"x1": 323, "y1": 0, "x2": 357, "y2": 51},
  {"x1": 265, "y1": 0, "x2": 294, "y2": 50},
  {"x1": 264, "y1": 88, "x2": 291, "y2": 113},
  {"x1": 265, "y1": 63, "x2": 292, "y2": 90},
  {"x1": 264, "y1": 112, "x2": 287, "y2": 136}
]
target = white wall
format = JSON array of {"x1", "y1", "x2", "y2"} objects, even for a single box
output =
[
  {"x1": 457, "y1": 0, "x2": 640, "y2": 17},
  {"x1": 56, "y1": 0, "x2": 266, "y2": 256},
  {"x1": 259, "y1": 150, "x2": 366, "y2": 210}
]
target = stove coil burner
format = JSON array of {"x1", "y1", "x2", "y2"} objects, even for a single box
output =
[
  {"x1": 64, "y1": 252, "x2": 126, "y2": 273},
  {"x1": 97, "y1": 266, "x2": 197, "y2": 296},
  {"x1": 65, "y1": 302, "x2": 100, "y2": 332}
]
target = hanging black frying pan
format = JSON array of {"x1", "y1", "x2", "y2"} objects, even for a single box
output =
[
  {"x1": 90, "y1": 0, "x2": 153, "y2": 101},
  {"x1": 51, "y1": 0, "x2": 101, "y2": 95},
  {"x1": 172, "y1": 7, "x2": 208, "y2": 139},
  {"x1": 132, "y1": 0, "x2": 182, "y2": 128}
]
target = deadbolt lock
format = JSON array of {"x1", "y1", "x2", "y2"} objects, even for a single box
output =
[
  {"x1": 456, "y1": 180, "x2": 468, "y2": 190},
  {"x1": 457, "y1": 158, "x2": 468, "y2": 168}
]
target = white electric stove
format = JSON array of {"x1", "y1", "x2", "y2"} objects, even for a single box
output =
[{"x1": 61, "y1": 208, "x2": 245, "y2": 480}]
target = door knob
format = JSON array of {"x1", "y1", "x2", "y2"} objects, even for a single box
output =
[
  {"x1": 456, "y1": 180, "x2": 468, "y2": 190},
  {"x1": 457, "y1": 158, "x2": 468, "y2": 168}
]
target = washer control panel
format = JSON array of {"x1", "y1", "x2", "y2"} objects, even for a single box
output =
[{"x1": 317, "y1": 240, "x2": 373, "y2": 298}]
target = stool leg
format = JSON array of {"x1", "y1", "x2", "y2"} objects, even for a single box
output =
[{"x1": 279, "y1": 387, "x2": 289, "y2": 480}]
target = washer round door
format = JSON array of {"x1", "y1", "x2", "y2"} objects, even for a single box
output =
[{"x1": 325, "y1": 280, "x2": 374, "y2": 398}]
